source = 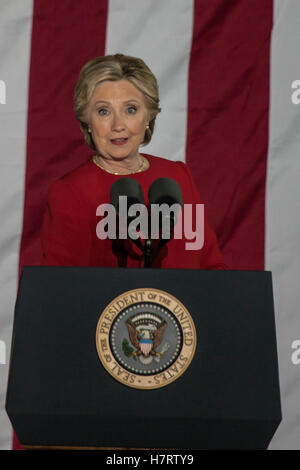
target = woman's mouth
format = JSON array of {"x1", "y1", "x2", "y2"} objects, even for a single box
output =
[{"x1": 110, "y1": 138, "x2": 128, "y2": 146}]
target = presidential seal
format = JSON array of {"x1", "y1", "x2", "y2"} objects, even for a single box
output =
[{"x1": 95, "y1": 288, "x2": 196, "y2": 390}]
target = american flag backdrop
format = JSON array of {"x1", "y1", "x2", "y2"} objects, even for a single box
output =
[{"x1": 0, "y1": 0, "x2": 299, "y2": 450}]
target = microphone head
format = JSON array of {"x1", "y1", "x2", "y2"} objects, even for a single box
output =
[
  {"x1": 148, "y1": 178, "x2": 183, "y2": 206},
  {"x1": 110, "y1": 178, "x2": 145, "y2": 213},
  {"x1": 148, "y1": 178, "x2": 183, "y2": 239}
]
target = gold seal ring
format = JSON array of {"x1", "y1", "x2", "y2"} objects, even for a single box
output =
[{"x1": 95, "y1": 288, "x2": 197, "y2": 390}]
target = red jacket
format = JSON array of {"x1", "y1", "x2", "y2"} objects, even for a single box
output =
[{"x1": 41, "y1": 154, "x2": 228, "y2": 270}]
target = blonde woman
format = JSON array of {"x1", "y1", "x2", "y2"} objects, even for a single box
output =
[{"x1": 41, "y1": 54, "x2": 227, "y2": 269}]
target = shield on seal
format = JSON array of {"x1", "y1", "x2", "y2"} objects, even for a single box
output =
[
  {"x1": 126, "y1": 313, "x2": 167, "y2": 358},
  {"x1": 139, "y1": 334, "x2": 153, "y2": 357}
]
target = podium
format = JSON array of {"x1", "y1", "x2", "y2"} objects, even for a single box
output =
[{"x1": 6, "y1": 267, "x2": 281, "y2": 450}]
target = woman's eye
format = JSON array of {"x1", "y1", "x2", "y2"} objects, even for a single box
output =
[
  {"x1": 127, "y1": 106, "x2": 137, "y2": 114},
  {"x1": 98, "y1": 108, "x2": 108, "y2": 116}
]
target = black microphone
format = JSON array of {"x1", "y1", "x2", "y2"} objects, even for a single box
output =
[
  {"x1": 148, "y1": 178, "x2": 183, "y2": 241},
  {"x1": 110, "y1": 178, "x2": 145, "y2": 250},
  {"x1": 148, "y1": 177, "x2": 183, "y2": 206},
  {"x1": 110, "y1": 177, "x2": 145, "y2": 211}
]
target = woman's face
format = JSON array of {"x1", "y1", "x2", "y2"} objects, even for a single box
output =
[{"x1": 87, "y1": 79, "x2": 150, "y2": 161}]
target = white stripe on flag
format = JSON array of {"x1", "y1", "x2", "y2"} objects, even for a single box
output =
[
  {"x1": 266, "y1": 0, "x2": 300, "y2": 450},
  {"x1": 105, "y1": 0, "x2": 194, "y2": 163},
  {"x1": 0, "y1": 0, "x2": 33, "y2": 450}
]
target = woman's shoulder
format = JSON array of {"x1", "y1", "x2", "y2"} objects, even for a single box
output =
[
  {"x1": 46, "y1": 158, "x2": 102, "y2": 210},
  {"x1": 49, "y1": 158, "x2": 97, "y2": 192},
  {"x1": 142, "y1": 153, "x2": 183, "y2": 165},
  {"x1": 142, "y1": 153, "x2": 188, "y2": 171},
  {"x1": 60, "y1": 158, "x2": 96, "y2": 184},
  {"x1": 142, "y1": 153, "x2": 191, "y2": 178},
  {"x1": 142, "y1": 153, "x2": 199, "y2": 203}
]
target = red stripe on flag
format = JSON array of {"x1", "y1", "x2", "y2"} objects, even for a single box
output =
[
  {"x1": 186, "y1": 0, "x2": 273, "y2": 270},
  {"x1": 19, "y1": 0, "x2": 109, "y2": 273},
  {"x1": 14, "y1": 0, "x2": 109, "y2": 450}
]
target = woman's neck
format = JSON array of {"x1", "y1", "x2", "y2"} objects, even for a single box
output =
[{"x1": 94, "y1": 153, "x2": 149, "y2": 175}]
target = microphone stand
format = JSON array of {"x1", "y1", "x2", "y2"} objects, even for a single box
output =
[
  {"x1": 128, "y1": 236, "x2": 153, "y2": 268},
  {"x1": 127, "y1": 215, "x2": 176, "y2": 269},
  {"x1": 144, "y1": 240, "x2": 152, "y2": 268},
  {"x1": 143, "y1": 220, "x2": 175, "y2": 268}
]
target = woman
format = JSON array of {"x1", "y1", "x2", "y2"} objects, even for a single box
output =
[{"x1": 41, "y1": 54, "x2": 227, "y2": 269}]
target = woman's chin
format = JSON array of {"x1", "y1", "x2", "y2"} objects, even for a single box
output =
[{"x1": 98, "y1": 148, "x2": 139, "y2": 162}]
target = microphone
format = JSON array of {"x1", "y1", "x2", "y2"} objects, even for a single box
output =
[
  {"x1": 110, "y1": 178, "x2": 145, "y2": 250},
  {"x1": 110, "y1": 177, "x2": 145, "y2": 212},
  {"x1": 148, "y1": 178, "x2": 183, "y2": 241},
  {"x1": 109, "y1": 177, "x2": 183, "y2": 268},
  {"x1": 148, "y1": 177, "x2": 183, "y2": 207}
]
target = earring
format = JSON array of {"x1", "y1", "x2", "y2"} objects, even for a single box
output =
[
  {"x1": 88, "y1": 127, "x2": 92, "y2": 133},
  {"x1": 145, "y1": 125, "x2": 150, "y2": 130}
]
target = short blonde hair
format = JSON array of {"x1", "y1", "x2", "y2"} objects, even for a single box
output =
[{"x1": 74, "y1": 54, "x2": 161, "y2": 151}]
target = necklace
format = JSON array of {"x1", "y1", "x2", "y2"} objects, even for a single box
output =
[{"x1": 93, "y1": 154, "x2": 146, "y2": 175}]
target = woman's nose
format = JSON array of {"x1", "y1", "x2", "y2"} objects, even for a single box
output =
[{"x1": 112, "y1": 112, "x2": 125, "y2": 131}]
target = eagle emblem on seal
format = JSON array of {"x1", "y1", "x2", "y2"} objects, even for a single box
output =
[{"x1": 123, "y1": 312, "x2": 169, "y2": 365}]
